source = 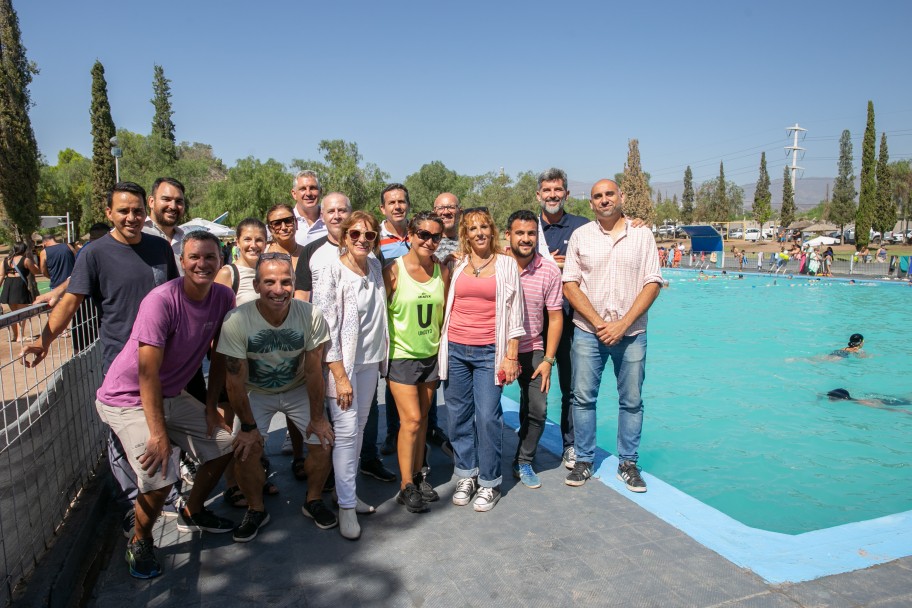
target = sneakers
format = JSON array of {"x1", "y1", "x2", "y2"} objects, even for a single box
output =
[
  {"x1": 473, "y1": 486, "x2": 501, "y2": 512},
  {"x1": 122, "y1": 508, "x2": 135, "y2": 539},
  {"x1": 565, "y1": 462, "x2": 593, "y2": 487},
  {"x1": 233, "y1": 509, "x2": 270, "y2": 543},
  {"x1": 302, "y1": 499, "x2": 338, "y2": 530},
  {"x1": 380, "y1": 432, "x2": 398, "y2": 456},
  {"x1": 413, "y1": 471, "x2": 439, "y2": 502},
  {"x1": 177, "y1": 508, "x2": 234, "y2": 533},
  {"x1": 160, "y1": 495, "x2": 186, "y2": 518},
  {"x1": 339, "y1": 507, "x2": 360, "y2": 540},
  {"x1": 562, "y1": 446, "x2": 577, "y2": 470},
  {"x1": 396, "y1": 483, "x2": 428, "y2": 513},
  {"x1": 513, "y1": 463, "x2": 542, "y2": 489},
  {"x1": 452, "y1": 477, "x2": 477, "y2": 506},
  {"x1": 359, "y1": 458, "x2": 396, "y2": 482},
  {"x1": 281, "y1": 430, "x2": 293, "y2": 455},
  {"x1": 179, "y1": 453, "x2": 198, "y2": 487},
  {"x1": 126, "y1": 537, "x2": 161, "y2": 579},
  {"x1": 617, "y1": 460, "x2": 647, "y2": 493}
]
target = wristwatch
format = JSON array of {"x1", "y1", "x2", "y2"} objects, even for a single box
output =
[
  {"x1": 240, "y1": 422, "x2": 258, "y2": 433},
  {"x1": 542, "y1": 356, "x2": 556, "y2": 365}
]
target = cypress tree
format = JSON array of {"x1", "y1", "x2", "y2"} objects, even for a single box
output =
[
  {"x1": 89, "y1": 60, "x2": 116, "y2": 228},
  {"x1": 622, "y1": 139, "x2": 653, "y2": 221},
  {"x1": 830, "y1": 129, "x2": 856, "y2": 241},
  {"x1": 681, "y1": 165, "x2": 694, "y2": 223},
  {"x1": 0, "y1": 0, "x2": 40, "y2": 238},
  {"x1": 780, "y1": 167, "x2": 796, "y2": 229},
  {"x1": 873, "y1": 132, "x2": 894, "y2": 237},
  {"x1": 150, "y1": 64, "x2": 176, "y2": 162},
  {"x1": 752, "y1": 152, "x2": 772, "y2": 237},
  {"x1": 856, "y1": 100, "x2": 876, "y2": 249},
  {"x1": 712, "y1": 161, "x2": 728, "y2": 220}
]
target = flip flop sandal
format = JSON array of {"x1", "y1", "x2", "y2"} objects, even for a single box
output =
[
  {"x1": 263, "y1": 481, "x2": 280, "y2": 496},
  {"x1": 223, "y1": 485, "x2": 248, "y2": 508}
]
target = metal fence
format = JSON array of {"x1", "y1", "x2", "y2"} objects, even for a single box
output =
[
  {"x1": 674, "y1": 250, "x2": 911, "y2": 279},
  {"x1": 0, "y1": 301, "x2": 103, "y2": 606}
]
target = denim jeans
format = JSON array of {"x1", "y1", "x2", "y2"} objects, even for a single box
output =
[
  {"x1": 444, "y1": 342, "x2": 503, "y2": 487},
  {"x1": 514, "y1": 350, "x2": 547, "y2": 466},
  {"x1": 571, "y1": 328, "x2": 647, "y2": 464}
]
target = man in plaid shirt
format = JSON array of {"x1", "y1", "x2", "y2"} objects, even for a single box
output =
[{"x1": 562, "y1": 179, "x2": 663, "y2": 492}]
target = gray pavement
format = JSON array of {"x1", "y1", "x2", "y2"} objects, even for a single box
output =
[{"x1": 87, "y1": 415, "x2": 912, "y2": 608}]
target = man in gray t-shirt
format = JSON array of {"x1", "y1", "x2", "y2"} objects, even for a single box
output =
[{"x1": 432, "y1": 192, "x2": 461, "y2": 264}]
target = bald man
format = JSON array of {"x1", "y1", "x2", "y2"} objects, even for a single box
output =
[
  {"x1": 432, "y1": 192, "x2": 461, "y2": 264},
  {"x1": 562, "y1": 179, "x2": 663, "y2": 492}
]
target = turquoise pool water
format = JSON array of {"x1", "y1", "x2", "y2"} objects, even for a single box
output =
[{"x1": 505, "y1": 270, "x2": 912, "y2": 535}]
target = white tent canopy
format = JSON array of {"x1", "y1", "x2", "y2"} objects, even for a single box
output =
[
  {"x1": 805, "y1": 235, "x2": 838, "y2": 247},
  {"x1": 179, "y1": 218, "x2": 235, "y2": 238}
]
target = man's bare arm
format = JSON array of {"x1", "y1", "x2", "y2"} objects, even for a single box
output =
[
  {"x1": 304, "y1": 344, "x2": 333, "y2": 447},
  {"x1": 21, "y1": 292, "x2": 85, "y2": 367},
  {"x1": 563, "y1": 281, "x2": 605, "y2": 330},
  {"x1": 137, "y1": 343, "x2": 171, "y2": 479}
]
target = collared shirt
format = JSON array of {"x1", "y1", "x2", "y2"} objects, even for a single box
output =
[
  {"x1": 379, "y1": 220, "x2": 410, "y2": 265},
  {"x1": 517, "y1": 252, "x2": 563, "y2": 353},
  {"x1": 293, "y1": 206, "x2": 327, "y2": 247},
  {"x1": 142, "y1": 219, "x2": 184, "y2": 275},
  {"x1": 539, "y1": 211, "x2": 590, "y2": 258},
  {"x1": 563, "y1": 219, "x2": 663, "y2": 337},
  {"x1": 434, "y1": 236, "x2": 459, "y2": 263}
]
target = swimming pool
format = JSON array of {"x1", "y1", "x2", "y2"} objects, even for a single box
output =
[{"x1": 504, "y1": 270, "x2": 912, "y2": 536}]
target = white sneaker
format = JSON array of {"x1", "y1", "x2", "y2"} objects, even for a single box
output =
[
  {"x1": 330, "y1": 489, "x2": 376, "y2": 515},
  {"x1": 281, "y1": 431, "x2": 293, "y2": 455},
  {"x1": 473, "y1": 486, "x2": 500, "y2": 512},
  {"x1": 452, "y1": 477, "x2": 477, "y2": 506},
  {"x1": 562, "y1": 446, "x2": 577, "y2": 470},
  {"x1": 339, "y1": 507, "x2": 360, "y2": 540}
]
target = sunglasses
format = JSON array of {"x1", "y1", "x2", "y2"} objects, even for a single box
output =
[
  {"x1": 463, "y1": 206, "x2": 489, "y2": 215},
  {"x1": 347, "y1": 229, "x2": 378, "y2": 242},
  {"x1": 268, "y1": 216, "x2": 295, "y2": 228},
  {"x1": 258, "y1": 252, "x2": 291, "y2": 262},
  {"x1": 414, "y1": 229, "x2": 443, "y2": 244}
]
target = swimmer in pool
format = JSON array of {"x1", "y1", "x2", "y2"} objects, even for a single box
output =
[
  {"x1": 825, "y1": 334, "x2": 867, "y2": 360},
  {"x1": 825, "y1": 388, "x2": 912, "y2": 413}
]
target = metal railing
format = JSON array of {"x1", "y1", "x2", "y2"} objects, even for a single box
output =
[
  {"x1": 673, "y1": 251, "x2": 911, "y2": 279},
  {"x1": 0, "y1": 301, "x2": 103, "y2": 606}
]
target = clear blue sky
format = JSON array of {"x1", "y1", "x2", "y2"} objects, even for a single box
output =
[{"x1": 17, "y1": 0, "x2": 912, "y2": 190}]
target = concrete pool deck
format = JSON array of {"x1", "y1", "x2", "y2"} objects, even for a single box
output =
[{"x1": 84, "y1": 411, "x2": 912, "y2": 608}]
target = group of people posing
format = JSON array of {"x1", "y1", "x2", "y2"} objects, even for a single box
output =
[{"x1": 22, "y1": 168, "x2": 663, "y2": 580}]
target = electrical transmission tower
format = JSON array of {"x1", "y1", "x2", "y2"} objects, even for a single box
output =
[{"x1": 784, "y1": 124, "x2": 806, "y2": 190}]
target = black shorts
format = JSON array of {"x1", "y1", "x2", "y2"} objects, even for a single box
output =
[{"x1": 387, "y1": 356, "x2": 439, "y2": 385}]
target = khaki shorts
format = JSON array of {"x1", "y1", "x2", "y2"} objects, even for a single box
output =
[
  {"x1": 96, "y1": 392, "x2": 234, "y2": 492},
  {"x1": 247, "y1": 383, "x2": 323, "y2": 445}
]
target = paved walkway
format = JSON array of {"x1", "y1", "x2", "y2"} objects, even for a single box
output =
[{"x1": 86, "y1": 410, "x2": 912, "y2": 608}]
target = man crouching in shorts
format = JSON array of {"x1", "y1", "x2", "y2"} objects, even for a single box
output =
[
  {"x1": 216, "y1": 253, "x2": 337, "y2": 535},
  {"x1": 94, "y1": 231, "x2": 237, "y2": 579}
]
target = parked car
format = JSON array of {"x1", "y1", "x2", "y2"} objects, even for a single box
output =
[
  {"x1": 657, "y1": 225, "x2": 675, "y2": 238},
  {"x1": 744, "y1": 228, "x2": 761, "y2": 241},
  {"x1": 729, "y1": 228, "x2": 744, "y2": 239}
]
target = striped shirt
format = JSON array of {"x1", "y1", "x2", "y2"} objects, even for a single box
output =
[
  {"x1": 517, "y1": 253, "x2": 563, "y2": 353},
  {"x1": 563, "y1": 219, "x2": 663, "y2": 337},
  {"x1": 379, "y1": 221, "x2": 410, "y2": 264}
]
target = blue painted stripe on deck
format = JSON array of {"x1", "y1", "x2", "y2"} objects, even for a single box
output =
[{"x1": 501, "y1": 396, "x2": 912, "y2": 584}]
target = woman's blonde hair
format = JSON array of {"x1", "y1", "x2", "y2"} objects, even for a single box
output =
[{"x1": 458, "y1": 208, "x2": 501, "y2": 258}]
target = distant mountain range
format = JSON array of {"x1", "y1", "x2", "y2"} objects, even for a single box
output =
[{"x1": 568, "y1": 177, "x2": 856, "y2": 211}]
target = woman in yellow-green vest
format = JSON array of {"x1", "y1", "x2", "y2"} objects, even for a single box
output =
[{"x1": 383, "y1": 212, "x2": 450, "y2": 514}]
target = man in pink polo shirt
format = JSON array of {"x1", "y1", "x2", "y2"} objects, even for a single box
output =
[{"x1": 505, "y1": 210, "x2": 563, "y2": 489}]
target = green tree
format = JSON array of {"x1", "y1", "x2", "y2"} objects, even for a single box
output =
[
  {"x1": 37, "y1": 149, "x2": 92, "y2": 233},
  {"x1": 89, "y1": 60, "x2": 116, "y2": 229},
  {"x1": 201, "y1": 157, "x2": 290, "y2": 224},
  {"x1": 856, "y1": 100, "x2": 877, "y2": 249},
  {"x1": 873, "y1": 132, "x2": 895, "y2": 238},
  {"x1": 752, "y1": 152, "x2": 772, "y2": 237},
  {"x1": 830, "y1": 129, "x2": 856, "y2": 241},
  {"x1": 462, "y1": 170, "x2": 539, "y2": 230},
  {"x1": 404, "y1": 161, "x2": 473, "y2": 212},
  {"x1": 0, "y1": 0, "x2": 41, "y2": 239},
  {"x1": 704, "y1": 161, "x2": 730, "y2": 221},
  {"x1": 890, "y1": 160, "x2": 912, "y2": 233},
  {"x1": 621, "y1": 139, "x2": 652, "y2": 221},
  {"x1": 291, "y1": 140, "x2": 388, "y2": 212},
  {"x1": 680, "y1": 165, "x2": 694, "y2": 223},
  {"x1": 150, "y1": 64, "x2": 176, "y2": 163},
  {"x1": 780, "y1": 167, "x2": 796, "y2": 229}
]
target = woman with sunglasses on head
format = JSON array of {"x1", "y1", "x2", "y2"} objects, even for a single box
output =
[
  {"x1": 439, "y1": 208, "x2": 524, "y2": 512},
  {"x1": 312, "y1": 211, "x2": 388, "y2": 540},
  {"x1": 263, "y1": 204, "x2": 311, "y2": 473},
  {"x1": 383, "y1": 212, "x2": 450, "y2": 513}
]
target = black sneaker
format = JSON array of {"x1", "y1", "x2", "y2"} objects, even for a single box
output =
[
  {"x1": 396, "y1": 483, "x2": 428, "y2": 513},
  {"x1": 233, "y1": 509, "x2": 270, "y2": 543},
  {"x1": 413, "y1": 472, "x2": 439, "y2": 503},
  {"x1": 126, "y1": 537, "x2": 161, "y2": 579},
  {"x1": 122, "y1": 508, "x2": 135, "y2": 539},
  {"x1": 177, "y1": 507, "x2": 234, "y2": 533},
  {"x1": 617, "y1": 460, "x2": 647, "y2": 493},
  {"x1": 359, "y1": 458, "x2": 396, "y2": 482},
  {"x1": 301, "y1": 499, "x2": 338, "y2": 530},
  {"x1": 565, "y1": 461, "x2": 593, "y2": 487},
  {"x1": 380, "y1": 432, "x2": 398, "y2": 456}
]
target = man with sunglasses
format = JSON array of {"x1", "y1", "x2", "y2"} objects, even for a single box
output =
[{"x1": 291, "y1": 170, "x2": 327, "y2": 247}]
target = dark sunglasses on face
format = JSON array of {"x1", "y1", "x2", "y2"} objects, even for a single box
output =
[
  {"x1": 414, "y1": 229, "x2": 443, "y2": 244},
  {"x1": 347, "y1": 229, "x2": 378, "y2": 242},
  {"x1": 268, "y1": 216, "x2": 295, "y2": 228}
]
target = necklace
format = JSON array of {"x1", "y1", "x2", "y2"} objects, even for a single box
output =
[
  {"x1": 469, "y1": 253, "x2": 495, "y2": 277},
  {"x1": 344, "y1": 253, "x2": 370, "y2": 288}
]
